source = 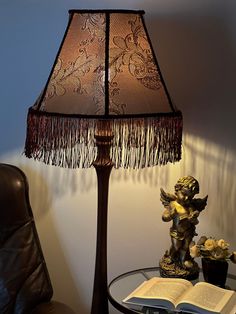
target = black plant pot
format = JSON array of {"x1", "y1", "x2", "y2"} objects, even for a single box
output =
[{"x1": 202, "y1": 258, "x2": 228, "y2": 288}]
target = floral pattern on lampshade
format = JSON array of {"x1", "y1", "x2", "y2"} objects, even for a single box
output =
[{"x1": 36, "y1": 12, "x2": 165, "y2": 116}]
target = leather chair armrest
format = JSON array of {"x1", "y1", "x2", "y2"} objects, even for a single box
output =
[{"x1": 30, "y1": 301, "x2": 76, "y2": 314}]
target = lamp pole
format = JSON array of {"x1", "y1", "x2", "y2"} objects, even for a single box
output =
[{"x1": 91, "y1": 132, "x2": 114, "y2": 314}]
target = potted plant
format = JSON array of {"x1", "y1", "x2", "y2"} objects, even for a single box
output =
[{"x1": 190, "y1": 236, "x2": 236, "y2": 287}]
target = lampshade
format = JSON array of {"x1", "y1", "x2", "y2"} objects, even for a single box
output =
[{"x1": 25, "y1": 9, "x2": 182, "y2": 169}]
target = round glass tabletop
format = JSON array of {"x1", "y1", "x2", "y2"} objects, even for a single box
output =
[{"x1": 108, "y1": 267, "x2": 236, "y2": 314}]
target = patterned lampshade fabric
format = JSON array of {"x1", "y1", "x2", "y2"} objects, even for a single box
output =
[{"x1": 25, "y1": 10, "x2": 183, "y2": 169}]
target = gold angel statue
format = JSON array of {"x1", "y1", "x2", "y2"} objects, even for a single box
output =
[{"x1": 159, "y1": 176, "x2": 208, "y2": 279}]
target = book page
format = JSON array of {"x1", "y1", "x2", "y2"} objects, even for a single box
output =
[
  {"x1": 177, "y1": 281, "x2": 235, "y2": 312},
  {"x1": 123, "y1": 277, "x2": 192, "y2": 306}
]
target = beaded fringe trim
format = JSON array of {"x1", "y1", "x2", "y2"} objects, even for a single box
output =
[{"x1": 24, "y1": 110, "x2": 182, "y2": 169}]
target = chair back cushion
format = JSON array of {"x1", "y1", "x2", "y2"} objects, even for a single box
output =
[{"x1": 0, "y1": 163, "x2": 53, "y2": 314}]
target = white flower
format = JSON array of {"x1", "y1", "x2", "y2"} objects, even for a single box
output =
[
  {"x1": 190, "y1": 245, "x2": 200, "y2": 258},
  {"x1": 217, "y1": 239, "x2": 229, "y2": 250},
  {"x1": 204, "y1": 238, "x2": 217, "y2": 251},
  {"x1": 191, "y1": 236, "x2": 235, "y2": 262}
]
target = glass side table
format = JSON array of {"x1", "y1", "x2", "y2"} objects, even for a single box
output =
[{"x1": 108, "y1": 267, "x2": 236, "y2": 314}]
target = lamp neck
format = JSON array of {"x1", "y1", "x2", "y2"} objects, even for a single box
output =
[
  {"x1": 93, "y1": 133, "x2": 114, "y2": 168},
  {"x1": 91, "y1": 132, "x2": 113, "y2": 314}
]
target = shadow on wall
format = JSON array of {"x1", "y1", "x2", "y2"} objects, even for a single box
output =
[
  {"x1": 182, "y1": 134, "x2": 236, "y2": 240},
  {"x1": 15, "y1": 163, "x2": 87, "y2": 313},
  {"x1": 142, "y1": 11, "x2": 236, "y2": 239},
  {"x1": 1, "y1": 122, "x2": 235, "y2": 242},
  {"x1": 148, "y1": 12, "x2": 235, "y2": 150}
]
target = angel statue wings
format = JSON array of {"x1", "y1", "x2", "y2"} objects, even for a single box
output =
[{"x1": 159, "y1": 176, "x2": 208, "y2": 280}]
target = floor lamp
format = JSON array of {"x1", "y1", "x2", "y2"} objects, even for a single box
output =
[{"x1": 24, "y1": 9, "x2": 183, "y2": 314}]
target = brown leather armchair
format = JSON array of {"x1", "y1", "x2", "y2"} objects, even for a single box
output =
[{"x1": 0, "y1": 163, "x2": 76, "y2": 314}]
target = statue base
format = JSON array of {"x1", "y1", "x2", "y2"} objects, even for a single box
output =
[{"x1": 159, "y1": 255, "x2": 199, "y2": 281}]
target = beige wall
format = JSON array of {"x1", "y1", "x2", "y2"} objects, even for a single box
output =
[{"x1": 0, "y1": 1, "x2": 235, "y2": 313}]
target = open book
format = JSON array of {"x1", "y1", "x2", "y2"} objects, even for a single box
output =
[{"x1": 123, "y1": 277, "x2": 236, "y2": 314}]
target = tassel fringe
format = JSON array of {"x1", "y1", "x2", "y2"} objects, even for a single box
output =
[{"x1": 24, "y1": 110, "x2": 182, "y2": 169}]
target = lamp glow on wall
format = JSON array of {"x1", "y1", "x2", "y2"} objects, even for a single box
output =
[{"x1": 24, "y1": 9, "x2": 183, "y2": 314}]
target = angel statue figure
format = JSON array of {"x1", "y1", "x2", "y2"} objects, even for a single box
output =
[{"x1": 159, "y1": 176, "x2": 208, "y2": 280}]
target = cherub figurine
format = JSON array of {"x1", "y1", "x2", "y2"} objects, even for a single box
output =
[{"x1": 159, "y1": 176, "x2": 208, "y2": 279}]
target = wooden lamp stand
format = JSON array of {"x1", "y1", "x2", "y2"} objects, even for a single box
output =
[{"x1": 91, "y1": 131, "x2": 114, "y2": 314}]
